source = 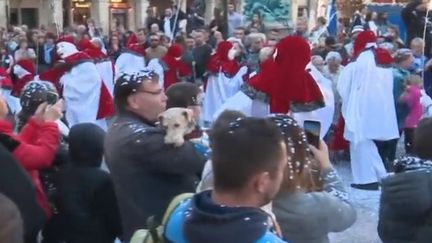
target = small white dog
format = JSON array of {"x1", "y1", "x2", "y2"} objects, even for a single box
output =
[{"x1": 158, "y1": 108, "x2": 196, "y2": 147}]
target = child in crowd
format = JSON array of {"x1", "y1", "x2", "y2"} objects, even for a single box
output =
[
  {"x1": 409, "y1": 38, "x2": 427, "y2": 75},
  {"x1": 401, "y1": 74, "x2": 424, "y2": 154}
]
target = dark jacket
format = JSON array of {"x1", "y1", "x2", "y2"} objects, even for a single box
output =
[
  {"x1": 165, "y1": 191, "x2": 286, "y2": 243},
  {"x1": 43, "y1": 123, "x2": 122, "y2": 243},
  {"x1": 0, "y1": 143, "x2": 46, "y2": 243},
  {"x1": 402, "y1": 0, "x2": 432, "y2": 57},
  {"x1": 378, "y1": 156, "x2": 432, "y2": 243},
  {"x1": 104, "y1": 111, "x2": 206, "y2": 241}
]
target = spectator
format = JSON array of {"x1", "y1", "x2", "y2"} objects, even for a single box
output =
[
  {"x1": 294, "y1": 17, "x2": 309, "y2": 39},
  {"x1": 108, "y1": 34, "x2": 122, "y2": 61},
  {"x1": 0, "y1": 45, "x2": 14, "y2": 73},
  {"x1": 146, "y1": 7, "x2": 162, "y2": 31},
  {"x1": 37, "y1": 32, "x2": 55, "y2": 73},
  {"x1": 386, "y1": 25, "x2": 405, "y2": 49},
  {"x1": 163, "y1": 8, "x2": 178, "y2": 40},
  {"x1": 228, "y1": 3, "x2": 243, "y2": 37},
  {"x1": 0, "y1": 143, "x2": 46, "y2": 243},
  {"x1": 0, "y1": 193, "x2": 23, "y2": 243},
  {"x1": 197, "y1": 110, "x2": 247, "y2": 192},
  {"x1": 212, "y1": 31, "x2": 224, "y2": 48},
  {"x1": 271, "y1": 115, "x2": 356, "y2": 243},
  {"x1": 233, "y1": 27, "x2": 246, "y2": 42},
  {"x1": 402, "y1": 0, "x2": 432, "y2": 57},
  {"x1": 246, "y1": 12, "x2": 266, "y2": 34},
  {"x1": 209, "y1": 8, "x2": 224, "y2": 36},
  {"x1": 165, "y1": 82, "x2": 207, "y2": 142},
  {"x1": 401, "y1": 74, "x2": 424, "y2": 154},
  {"x1": 0, "y1": 81, "x2": 62, "y2": 218},
  {"x1": 42, "y1": 123, "x2": 122, "y2": 243},
  {"x1": 410, "y1": 37, "x2": 427, "y2": 74},
  {"x1": 311, "y1": 55, "x2": 325, "y2": 73},
  {"x1": 164, "y1": 117, "x2": 287, "y2": 242},
  {"x1": 145, "y1": 33, "x2": 168, "y2": 61},
  {"x1": 379, "y1": 117, "x2": 432, "y2": 243},
  {"x1": 192, "y1": 29, "x2": 212, "y2": 83},
  {"x1": 376, "y1": 12, "x2": 390, "y2": 36},
  {"x1": 364, "y1": 11, "x2": 378, "y2": 35},
  {"x1": 309, "y1": 16, "x2": 329, "y2": 46},
  {"x1": 149, "y1": 23, "x2": 161, "y2": 35},
  {"x1": 245, "y1": 33, "x2": 265, "y2": 73},
  {"x1": 87, "y1": 19, "x2": 101, "y2": 38},
  {"x1": 14, "y1": 38, "x2": 36, "y2": 62},
  {"x1": 105, "y1": 69, "x2": 205, "y2": 241}
]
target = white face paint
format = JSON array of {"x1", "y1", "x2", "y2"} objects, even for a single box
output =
[
  {"x1": 175, "y1": 56, "x2": 182, "y2": 61},
  {"x1": 272, "y1": 48, "x2": 278, "y2": 60},
  {"x1": 13, "y1": 65, "x2": 30, "y2": 78},
  {"x1": 228, "y1": 47, "x2": 237, "y2": 60},
  {"x1": 56, "y1": 42, "x2": 79, "y2": 59}
]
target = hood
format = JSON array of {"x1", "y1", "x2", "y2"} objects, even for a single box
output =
[
  {"x1": 184, "y1": 191, "x2": 270, "y2": 243},
  {"x1": 353, "y1": 30, "x2": 377, "y2": 58},
  {"x1": 69, "y1": 123, "x2": 105, "y2": 167}
]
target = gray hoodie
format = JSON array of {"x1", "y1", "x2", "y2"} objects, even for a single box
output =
[{"x1": 273, "y1": 168, "x2": 357, "y2": 243}]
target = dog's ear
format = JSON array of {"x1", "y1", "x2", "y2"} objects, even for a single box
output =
[{"x1": 182, "y1": 109, "x2": 194, "y2": 123}]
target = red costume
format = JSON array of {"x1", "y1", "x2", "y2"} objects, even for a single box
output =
[
  {"x1": 161, "y1": 44, "x2": 191, "y2": 90},
  {"x1": 269, "y1": 36, "x2": 324, "y2": 113},
  {"x1": 12, "y1": 59, "x2": 36, "y2": 96}
]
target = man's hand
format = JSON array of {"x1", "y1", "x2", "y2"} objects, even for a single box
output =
[
  {"x1": 34, "y1": 102, "x2": 48, "y2": 123},
  {"x1": 43, "y1": 99, "x2": 63, "y2": 122}
]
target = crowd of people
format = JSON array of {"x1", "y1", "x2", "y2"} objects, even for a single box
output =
[{"x1": 1, "y1": 0, "x2": 432, "y2": 243}]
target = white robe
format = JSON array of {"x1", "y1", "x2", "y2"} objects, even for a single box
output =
[
  {"x1": 147, "y1": 58, "x2": 165, "y2": 89},
  {"x1": 293, "y1": 63, "x2": 335, "y2": 139},
  {"x1": 60, "y1": 61, "x2": 105, "y2": 129},
  {"x1": 95, "y1": 59, "x2": 115, "y2": 96},
  {"x1": 213, "y1": 91, "x2": 270, "y2": 120},
  {"x1": 114, "y1": 52, "x2": 146, "y2": 80},
  {"x1": 337, "y1": 49, "x2": 397, "y2": 184},
  {"x1": 203, "y1": 66, "x2": 248, "y2": 123}
]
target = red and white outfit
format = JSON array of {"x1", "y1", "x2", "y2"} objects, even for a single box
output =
[
  {"x1": 78, "y1": 38, "x2": 115, "y2": 96},
  {"x1": 203, "y1": 41, "x2": 248, "y2": 123},
  {"x1": 147, "y1": 44, "x2": 191, "y2": 90},
  {"x1": 337, "y1": 31, "x2": 397, "y2": 185},
  {"x1": 12, "y1": 59, "x2": 36, "y2": 96},
  {"x1": 214, "y1": 36, "x2": 324, "y2": 121},
  {"x1": 115, "y1": 34, "x2": 146, "y2": 81},
  {"x1": 40, "y1": 36, "x2": 114, "y2": 130},
  {"x1": 0, "y1": 67, "x2": 21, "y2": 114}
]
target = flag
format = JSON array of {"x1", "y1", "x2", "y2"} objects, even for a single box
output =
[{"x1": 326, "y1": 0, "x2": 337, "y2": 36}]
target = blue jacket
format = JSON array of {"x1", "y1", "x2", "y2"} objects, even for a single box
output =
[{"x1": 165, "y1": 191, "x2": 287, "y2": 243}]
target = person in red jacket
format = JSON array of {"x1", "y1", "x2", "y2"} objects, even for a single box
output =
[{"x1": 0, "y1": 81, "x2": 63, "y2": 218}]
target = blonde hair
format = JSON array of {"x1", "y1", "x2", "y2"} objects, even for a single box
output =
[
  {"x1": 411, "y1": 37, "x2": 424, "y2": 47},
  {"x1": 407, "y1": 74, "x2": 423, "y2": 86}
]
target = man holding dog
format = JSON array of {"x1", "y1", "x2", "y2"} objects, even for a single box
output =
[{"x1": 104, "y1": 70, "x2": 206, "y2": 241}]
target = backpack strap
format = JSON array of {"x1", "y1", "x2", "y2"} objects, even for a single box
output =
[{"x1": 161, "y1": 193, "x2": 194, "y2": 226}]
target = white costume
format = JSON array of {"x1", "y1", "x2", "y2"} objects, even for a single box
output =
[
  {"x1": 293, "y1": 63, "x2": 335, "y2": 139},
  {"x1": 337, "y1": 31, "x2": 398, "y2": 184},
  {"x1": 115, "y1": 51, "x2": 146, "y2": 82},
  {"x1": 56, "y1": 39, "x2": 110, "y2": 130}
]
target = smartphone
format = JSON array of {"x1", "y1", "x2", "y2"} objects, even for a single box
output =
[
  {"x1": 46, "y1": 91, "x2": 58, "y2": 105},
  {"x1": 303, "y1": 120, "x2": 321, "y2": 148}
]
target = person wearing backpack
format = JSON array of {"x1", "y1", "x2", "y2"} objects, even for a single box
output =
[{"x1": 164, "y1": 117, "x2": 288, "y2": 243}]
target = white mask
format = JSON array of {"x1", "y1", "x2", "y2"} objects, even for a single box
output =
[
  {"x1": 175, "y1": 56, "x2": 182, "y2": 61},
  {"x1": 56, "y1": 42, "x2": 79, "y2": 59},
  {"x1": 228, "y1": 47, "x2": 237, "y2": 60},
  {"x1": 13, "y1": 65, "x2": 30, "y2": 78}
]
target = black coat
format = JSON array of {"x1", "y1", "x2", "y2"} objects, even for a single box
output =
[
  {"x1": 378, "y1": 157, "x2": 432, "y2": 243},
  {"x1": 0, "y1": 144, "x2": 46, "y2": 243},
  {"x1": 104, "y1": 111, "x2": 205, "y2": 241},
  {"x1": 42, "y1": 167, "x2": 122, "y2": 243}
]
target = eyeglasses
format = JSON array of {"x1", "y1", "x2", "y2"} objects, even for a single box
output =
[
  {"x1": 150, "y1": 39, "x2": 160, "y2": 42},
  {"x1": 134, "y1": 89, "x2": 163, "y2": 96}
]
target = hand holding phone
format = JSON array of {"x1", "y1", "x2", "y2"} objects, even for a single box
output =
[{"x1": 303, "y1": 120, "x2": 321, "y2": 148}]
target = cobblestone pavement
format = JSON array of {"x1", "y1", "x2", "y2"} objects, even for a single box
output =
[{"x1": 329, "y1": 162, "x2": 382, "y2": 243}]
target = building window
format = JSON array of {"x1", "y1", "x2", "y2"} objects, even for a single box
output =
[
  {"x1": 10, "y1": 8, "x2": 18, "y2": 26},
  {"x1": 21, "y1": 8, "x2": 38, "y2": 28}
]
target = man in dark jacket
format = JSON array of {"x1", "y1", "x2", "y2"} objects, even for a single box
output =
[
  {"x1": 0, "y1": 142, "x2": 46, "y2": 243},
  {"x1": 105, "y1": 70, "x2": 206, "y2": 241},
  {"x1": 401, "y1": 0, "x2": 432, "y2": 57}
]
